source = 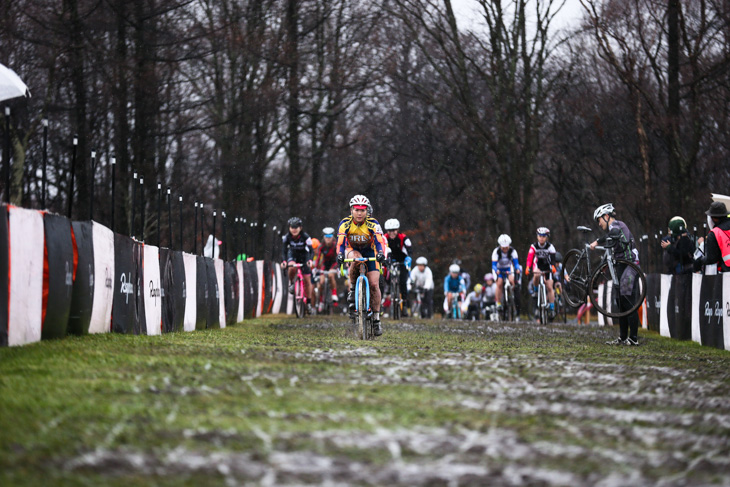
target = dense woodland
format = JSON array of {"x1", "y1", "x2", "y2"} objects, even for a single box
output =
[{"x1": 1, "y1": 0, "x2": 729, "y2": 280}]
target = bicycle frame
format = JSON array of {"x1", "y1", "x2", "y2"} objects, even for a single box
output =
[
  {"x1": 288, "y1": 263, "x2": 307, "y2": 317},
  {"x1": 341, "y1": 257, "x2": 382, "y2": 339}
]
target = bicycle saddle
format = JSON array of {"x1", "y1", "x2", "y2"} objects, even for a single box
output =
[{"x1": 577, "y1": 225, "x2": 593, "y2": 233}]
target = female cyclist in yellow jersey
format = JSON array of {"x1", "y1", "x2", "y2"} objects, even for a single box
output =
[{"x1": 336, "y1": 195, "x2": 387, "y2": 335}]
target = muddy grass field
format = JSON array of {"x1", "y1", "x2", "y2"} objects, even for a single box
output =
[{"x1": 1, "y1": 316, "x2": 729, "y2": 486}]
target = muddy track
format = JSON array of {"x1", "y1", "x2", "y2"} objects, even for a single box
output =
[{"x1": 9, "y1": 316, "x2": 730, "y2": 486}]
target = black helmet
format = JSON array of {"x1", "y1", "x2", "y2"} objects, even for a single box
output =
[{"x1": 287, "y1": 217, "x2": 302, "y2": 228}]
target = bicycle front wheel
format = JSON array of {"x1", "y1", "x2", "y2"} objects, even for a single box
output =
[
  {"x1": 590, "y1": 259, "x2": 647, "y2": 318},
  {"x1": 538, "y1": 284, "x2": 548, "y2": 324},
  {"x1": 294, "y1": 277, "x2": 305, "y2": 318},
  {"x1": 562, "y1": 249, "x2": 590, "y2": 308},
  {"x1": 358, "y1": 278, "x2": 369, "y2": 339}
]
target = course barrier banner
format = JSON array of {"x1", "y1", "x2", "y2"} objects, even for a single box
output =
[
  {"x1": 645, "y1": 273, "x2": 661, "y2": 332},
  {"x1": 112, "y1": 234, "x2": 137, "y2": 334},
  {"x1": 243, "y1": 261, "x2": 258, "y2": 320},
  {"x1": 236, "y1": 260, "x2": 244, "y2": 322},
  {"x1": 272, "y1": 263, "x2": 284, "y2": 314},
  {"x1": 697, "y1": 274, "x2": 724, "y2": 349},
  {"x1": 224, "y1": 261, "x2": 238, "y2": 326},
  {"x1": 89, "y1": 222, "x2": 114, "y2": 334},
  {"x1": 8, "y1": 207, "x2": 44, "y2": 346},
  {"x1": 182, "y1": 252, "x2": 197, "y2": 332},
  {"x1": 195, "y1": 256, "x2": 208, "y2": 330},
  {"x1": 692, "y1": 273, "x2": 702, "y2": 344},
  {"x1": 0, "y1": 206, "x2": 7, "y2": 346},
  {"x1": 215, "y1": 259, "x2": 225, "y2": 328},
  {"x1": 263, "y1": 261, "x2": 274, "y2": 315},
  {"x1": 206, "y1": 258, "x2": 220, "y2": 329},
  {"x1": 255, "y1": 261, "x2": 264, "y2": 318},
  {"x1": 160, "y1": 249, "x2": 186, "y2": 333},
  {"x1": 134, "y1": 242, "x2": 147, "y2": 335},
  {"x1": 724, "y1": 273, "x2": 730, "y2": 351},
  {"x1": 660, "y1": 275, "x2": 672, "y2": 338},
  {"x1": 68, "y1": 222, "x2": 94, "y2": 335},
  {"x1": 143, "y1": 244, "x2": 162, "y2": 336},
  {"x1": 665, "y1": 274, "x2": 693, "y2": 341},
  {"x1": 41, "y1": 213, "x2": 75, "y2": 340}
]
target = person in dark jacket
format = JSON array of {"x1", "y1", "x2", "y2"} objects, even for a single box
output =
[
  {"x1": 661, "y1": 216, "x2": 695, "y2": 275},
  {"x1": 696, "y1": 201, "x2": 730, "y2": 273}
]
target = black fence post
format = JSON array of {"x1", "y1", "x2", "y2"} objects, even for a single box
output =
[
  {"x1": 89, "y1": 149, "x2": 96, "y2": 220},
  {"x1": 194, "y1": 201, "x2": 198, "y2": 254},
  {"x1": 41, "y1": 118, "x2": 48, "y2": 209},
  {"x1": 110, "y1": 155, "x2": 116, "y2": 232},
  {"x1": 131, "y1": 170, "x2": 137, "y2": 238}
]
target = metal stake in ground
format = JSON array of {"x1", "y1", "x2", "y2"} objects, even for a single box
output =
[
  {"x1": 89, "y1": 149, "x2": 96, "y2": 220},
  {"x1": 110, "y1": 156, "x2": 115, "y2": 232},
  {"x1": 131, "y1": 171, "x2": 137, "y2": 239},
  {"x1": 194, "y1": 201, "x2": 198, "y2": 254},
  {"x1": 68, "y1": 134, "x2": 78, "y2": 218},
  {"x1": 178, "y1": 195, "x2": 183, "y2": 251},
  {"x1": 167, "y1": 187, "x2": 172, "y2": 248},
  {"x1": 140, "y1": 177, "x2": 145, "y2": 241},
  {"x1": 41, "y1": 118, "x2": 48, "y2": 208},
  {"x1": 213, "y1": 209, "x2": 217, "y2": 259},
  {"x1": 157, "y1": 182, "x2": 161, "y2": 247},
  {"x1": 222, "y1": 211, "x2": 227, "y2": 261},
  {"x1": 3, "y1": 106, "x2": 9, "y2": 204},
  {"x1": 199, "y1": 203, "x2": 204, "y2": 256}
]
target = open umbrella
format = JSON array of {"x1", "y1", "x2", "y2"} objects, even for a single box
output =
[{"x1": 0, "y1": 63, "x2": 30, "y2": 102}]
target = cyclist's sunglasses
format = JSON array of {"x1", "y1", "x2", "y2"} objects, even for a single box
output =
[
  {"x1": 537, "y1": 232, "x2": 549, "y2": 237},
  {"x1": 324, "y1": 233, "x2": 334, "y2": 238}
]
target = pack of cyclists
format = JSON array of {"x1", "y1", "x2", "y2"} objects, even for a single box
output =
[{"x1": 287, "y1": 197, "x2": 652, "y2": 332}]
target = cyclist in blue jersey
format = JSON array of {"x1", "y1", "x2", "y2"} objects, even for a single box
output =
[
  {"x1": 491, "y1": 234, "x2": 521, "y2": 311},
  {"x1": 443, "y1": 263, "x2": 466, "y2": 314}
]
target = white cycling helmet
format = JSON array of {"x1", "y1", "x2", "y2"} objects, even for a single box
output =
[
  {"x1": 449, "y1": 264, "x2": 460, "y2": 274},
  {"x1": 497, "y1": 234, "x2": 512, "y2": 247},
  {"x1": 384, "y1": 218, "x2": 400, "y2": 231},
  {"x1": 416, "y1": 256, "x2": 428, "y2": 265},
  {"x1": 536, "y1": 226, "x2": 550, "y2": 236},
  {"x1": 322, "y1": 227, "x2": 335, "y2": 236},
  {"x1": 594, "y1": 203, "x2": 615, "y2": 221},
  {"x1": 349, "y1": 194, "x2": 371, "y2": 208}
]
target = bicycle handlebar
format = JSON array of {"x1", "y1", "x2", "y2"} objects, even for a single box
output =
[{"x1": 340, "y1": 257, "x2": 383, "y2": 276}]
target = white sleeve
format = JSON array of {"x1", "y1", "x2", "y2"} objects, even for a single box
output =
[{"x1": 424, "y1": 268, "x2": 434, "y2": 290}]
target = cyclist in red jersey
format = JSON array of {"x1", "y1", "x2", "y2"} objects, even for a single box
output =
[{"x1": 314, "y1": 226, "x2": 340, "y2": 308}]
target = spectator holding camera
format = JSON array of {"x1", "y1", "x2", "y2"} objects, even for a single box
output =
[{"x1": 661, "y1": 216, "x2": 695, "y2": 275}]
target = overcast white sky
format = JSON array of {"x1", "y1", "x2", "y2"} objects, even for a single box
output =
[{"x1": 450, "y1": 0, "x2": 585, "y2": 32}]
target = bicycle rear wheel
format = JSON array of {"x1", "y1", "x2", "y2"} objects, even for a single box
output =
[
  {"x1": 562, "y1": 249, "x2": 589, "y2": 308},
  {"x1": 590, "y1": 259, "x2": 647, "y2": 318}
]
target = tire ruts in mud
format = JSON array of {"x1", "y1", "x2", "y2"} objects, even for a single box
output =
[
  {"x1": 0, "y1": 206, "x2": 8, "y2": 346},
  {"x1": 645, "y1": 273, "x2": 661, "y2": 332},
  {"x1": 205, "y1": 258, "x2": 220, "y2": 329},
  {"x1": 224, "y1": 261, "x2": 239, "y2": 326},
  {"x1": 195, "y1": 256, "x2": 208, "y2": 330},
  {"x1": 112, "y1": 234, "x2": 137, "y2": 334},
  {"x1": 41, "y1": 213, "x2": 75, "y2": 340},
  {"x1": 68, "y1": 222, "x2": 94, "y2": 335},
  {"x1": 697, "y1": 274, "x2": 725, "y2": 349},
  {"x1": 8, "y1": 207, "x2": 44, "y2": 346},
  {"x1": 160, "y1": 249, "x2": 186, "y2": 333}
]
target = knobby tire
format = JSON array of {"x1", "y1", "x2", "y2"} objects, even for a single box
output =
[
  {"x1": 294, "y1": 275, "x2": 305, "y2": 318},
  {"x1": 590, "y1": 259, "x2": 647, "y2": 318},
  {"x1": 562, "y1": 249, "x2": 590, "y2": 308},
  {"x1": 358, "y1": 277, "x2": 369, "y2": 340}
]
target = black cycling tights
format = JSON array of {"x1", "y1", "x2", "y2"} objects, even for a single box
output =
[{"x1": 618, "y1": 295, "x2": 639, "y2": 341}]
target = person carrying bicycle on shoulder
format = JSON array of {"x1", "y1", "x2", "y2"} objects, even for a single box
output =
[
  {"x1": 590, "y1": 203, "x2": 642, "y2": 346},
  {"x1": 491, "y1": 234, "x2": 521, "y2": 311},
  {"x1": 525, "y1": 227, "x2": 557, "y2": 319},
  {"x1": 281, "y1": 217, "x2": 315, "y2": 314},
  {"x1": 384, "y1": 218, "x2": 413, "y2": 316},
  {"x1": 336, "y1": 195, "x2": 387, "y2": 336},
  {"x1": 443, "y1": 264, "x2": 466, "y2": 315},
  {"x1": 314, "y1": 227, "x2": 340, "y2": 309}
]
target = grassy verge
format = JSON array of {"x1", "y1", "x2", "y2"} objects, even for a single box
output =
[{"x1": 1, "y1": 316, "x2": 729, "y2": 486}]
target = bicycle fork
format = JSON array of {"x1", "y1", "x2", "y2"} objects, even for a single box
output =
[{"x1": 354, "y1": 275, "x2": 372, "y2": 316}]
